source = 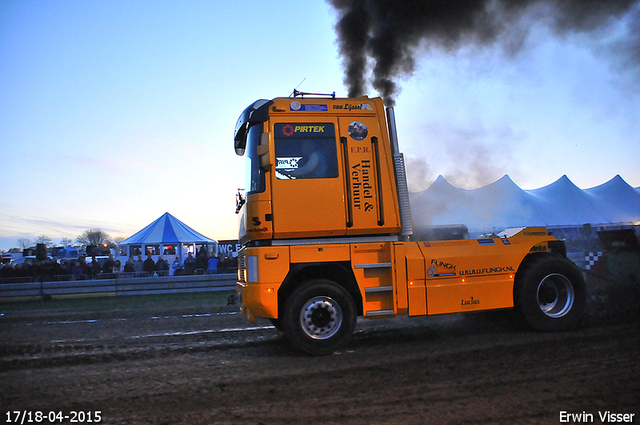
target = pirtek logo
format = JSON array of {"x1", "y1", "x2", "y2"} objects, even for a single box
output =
[{"x1": 294, "y1": 125, "x2": 325, "y2": 133}]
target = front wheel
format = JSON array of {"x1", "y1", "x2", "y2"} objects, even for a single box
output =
[
  {"x1": 282, "y1": 280, "x2": 357, "y2": 355},
  {"x1": 515, "y1": 255, "x2": 586, "y2": 331}
]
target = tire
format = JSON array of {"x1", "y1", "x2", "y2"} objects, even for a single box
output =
[
  {"x1": 282, "y1": 280, "x2": 357, "y2": 355},
  {"x1": 514, "y1": 255, "x2": 586, "y2": 332}
]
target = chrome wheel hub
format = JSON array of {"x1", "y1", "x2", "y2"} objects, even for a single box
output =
[
  {"x1": 300, "y1": 296, "x2": 342, "y2": 340},
  {"x1": 537, "y1": 273, "x2": 575, "y2": 318}
]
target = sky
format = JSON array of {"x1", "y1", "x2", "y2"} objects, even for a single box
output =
[{"x1": 1, "y1": 0, "x2": 639, "y2": 251}]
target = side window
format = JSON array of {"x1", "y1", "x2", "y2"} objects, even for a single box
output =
[
  {"x1": 145, "y1": 245, "x2": 160, "y2": 255},
  {"x1": 274, "y1": 123, "x2": 338, "y2": 179}
]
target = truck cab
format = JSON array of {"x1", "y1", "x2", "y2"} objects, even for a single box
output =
[{"x1": 234, "y1": 96, "x2": 402, "y2": 244}]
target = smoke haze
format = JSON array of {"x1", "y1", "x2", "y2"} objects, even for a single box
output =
[{"x1": 328, "y1": 0, "x2": 640, "y2": 105}]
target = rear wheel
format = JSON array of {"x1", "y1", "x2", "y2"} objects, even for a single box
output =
[
  {"x1": 515, "y1": 255, "x2": 586, "y2": 331},
  {"x1": 282, "y1": 280, "x2": 356, "y2": 355}
]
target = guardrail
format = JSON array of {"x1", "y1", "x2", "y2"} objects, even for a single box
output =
[
  {"x1": 0, "y1": 273, "x2": 237, "y2": 302},
  {"x1": 0, "y1": 268, "x2": 238, "y2": 284}
]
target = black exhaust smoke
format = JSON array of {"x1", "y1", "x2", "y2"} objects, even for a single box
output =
[{"x1": 328, "y1": 0, "x2": 640, "y2": 106}]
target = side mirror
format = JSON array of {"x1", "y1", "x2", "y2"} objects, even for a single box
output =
[
  {"x1": 234, "y1": 99, "x2": 273, "y2": 156},
  {"x1": 235, "y1": 189, "x2": 246, "y2": 214},
  {"x1": 234, "y1": 122, "x2": 248, "y2": 156}
]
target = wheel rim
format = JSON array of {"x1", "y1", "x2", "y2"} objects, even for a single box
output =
[
  {"x1": 299, "y1": 296, "x2": 343, "y2": 340},
  {"x1": 536, "y1": 273, "x2": 575, "y2": 318}
]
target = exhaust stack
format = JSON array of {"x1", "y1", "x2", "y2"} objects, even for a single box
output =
[{"x1": 386, "y1": 107, "x2": 413, "y2": 239}]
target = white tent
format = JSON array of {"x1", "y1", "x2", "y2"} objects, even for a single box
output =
[{"x1": 409, "y1": 175, "x2": 640, "y2": 237}]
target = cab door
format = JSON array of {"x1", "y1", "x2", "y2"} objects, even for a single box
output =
[
  {"x1": 270, "y1": 120, "x2": 347, "y2": 239},
  {"x1": 339, "y1": 116, "x2": 401, "y2": 236}
]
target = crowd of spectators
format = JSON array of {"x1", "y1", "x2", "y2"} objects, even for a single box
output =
[{"x1": 0, "y1": 249, "x2": 238, "y2": 282}]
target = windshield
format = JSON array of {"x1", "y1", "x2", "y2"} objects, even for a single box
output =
[
  {"x1": 245, "y1": 123, "x2": 266, "y2": 194},
  {"x1": 274, "y1": 123, "x2": 338, "y2": 180}
]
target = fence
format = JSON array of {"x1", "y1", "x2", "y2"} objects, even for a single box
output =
[{"x1": 0, "y1": 273, "x2": 237, "y2": 302}]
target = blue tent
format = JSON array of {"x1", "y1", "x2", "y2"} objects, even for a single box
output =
[{"x1": 119, "y1": 212, "x2": 216, "y2": 261}]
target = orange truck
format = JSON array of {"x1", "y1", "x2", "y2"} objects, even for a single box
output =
[{"x1": 233, "y1": 92, "x2": 585, "y2": 355}]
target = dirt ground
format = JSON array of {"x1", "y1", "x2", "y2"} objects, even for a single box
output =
[{"x1": 1, "y1": 294, "x2": 638, "y2": 425}]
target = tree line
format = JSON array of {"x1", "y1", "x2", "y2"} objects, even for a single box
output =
[{"x1": 5, "y1": 229, "x2": 124, "y2": 254}]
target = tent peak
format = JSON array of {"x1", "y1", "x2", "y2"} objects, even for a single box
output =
[
  {"x1": 429, "y1": 175, "x2": 458, "y2": 190},
  {"x1": 120, "y1": 212, "x2": 215, "y2": 245}
]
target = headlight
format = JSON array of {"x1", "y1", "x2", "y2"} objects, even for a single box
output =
[{"x1": 248, "y1": 255, "x2": 259, "y2": 282}]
